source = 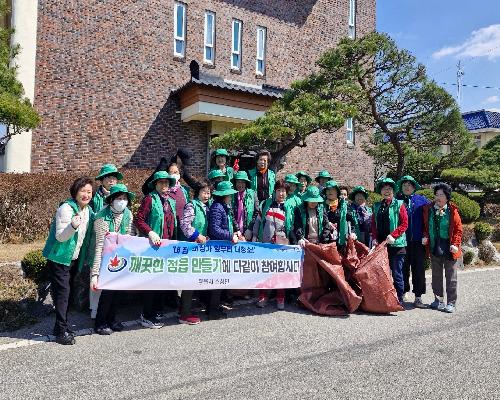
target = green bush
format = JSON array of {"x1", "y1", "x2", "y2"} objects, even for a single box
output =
[
  {"x1": 367, "y1": 191, "x2": 382, "y2": 206},
  {"x1": 21, "y1": 250, "x2": 48, "y2": 283},
  {"x1": 416, "y1": 189, "x2": 480, "y2": 223},
  {"x1": 463, "y1": 250, "x2": 475, "y2": 265},
  {"x1": 474, "y1": 222, "x2": 493, "y2": 242}
]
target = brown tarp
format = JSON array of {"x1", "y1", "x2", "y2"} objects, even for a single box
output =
[{"x1": 299, "y1": 239, "x2": 403, "y2": 315}]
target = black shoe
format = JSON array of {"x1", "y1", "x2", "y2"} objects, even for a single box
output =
[
  {"x1": 55, "y1": 332, "x2": 76, "y2": 345},
  {"x1": 207, "y1": 310, "x2": 227, "y2": 320},
  {"x1": 110, "y1": 322, "x2": 124, "y2": 332},
  {"x1": 95, "y1": 326, "x2": 113, "y2": 335}
]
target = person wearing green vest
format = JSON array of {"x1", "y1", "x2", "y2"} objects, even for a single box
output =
[
  {"x1": 178, "y1": 180, "x2": 212, "y2": 325},
  {"x1": 208, "y1": 169, "x2": 226, "y2": 187},
  {"x1": 349, "y1": 186, "x2": 372, "y2": 247},
  {"x1": 371, "y1": 178, "x2": 409, "y2": 305},
  {"x1": 89, "y1": 184, "x2": 135, "y2": 335},
  {"x1": 284, "y1": 174, "x2": 302, "y2": 211},
  {"x1": 291, "y1": 186, "x2": 331, "y2": 247},
  {"x1": 135, "y1": 171, "x2": 178, "y2": 329},
  {"x1": 315, "y1": 170, "x2": 333, "y2": 193},
  {"x1": 296, "y1": 171, "x2": 312, "y2": 200},
  {"x1": 322, "y1": 181, "x2": 357, "y2": 250},
  {"x1": 208, "y1": 181, "x2": 241, "y2": 320},
  {"x1": 42, "y1": 177, "x2": 95, "y2": 345},
  {"x1": 231, "y1": 171, "x2": 259, "y2": 241},
  {"x1": 247, "y1": 150, "x2": 276, "y2": 203},
  {"x1": 210, "y1": 148, "x2": 235, "y2": 181},
  {"x1": 90, "y1": 164, "x2": 123, "y2": 212}
]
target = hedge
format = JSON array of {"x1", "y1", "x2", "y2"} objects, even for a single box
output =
[{"x1": 416, "y1": 189, "x2": 480, "y2": 224}]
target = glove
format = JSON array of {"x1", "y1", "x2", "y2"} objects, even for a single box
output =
[
  {"x1": 90, "y1": 275, "x2": 98, "y2": 292},
  {"x1": 386, "y1": 235, "x2": 396, "y2": 245},
  {"x1": 298, "y1": 239, "x2": 308, "y2": 248},
  {"x1": 71, "y1": 215, "x2": 81, "y2": 229},
  {"x1": 450, "y1": 245, "x2": 459, "y2": 254},
  {"x1": 244, "y1": 229, "x2": 253, "y2": 241},
  {"x1": 422, "y1": 237, "x2": 429, "y2": 245},
  {"x1": 349, "y1": 233, "x2": 357, "y2": 241},
  {"x1": 148, "y1": 231, "x2": 162, "y2": 246}
]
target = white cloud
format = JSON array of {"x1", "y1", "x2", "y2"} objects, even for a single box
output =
[
  {"x1": 487, "y1": 108, "x2": 500, "y2": 113},
  {"x1": 432, "y1": 24, "x2": 500, "y2": 60},
  {"x1": 483, "y1": 95, "x2": 500, "y2": 104}
]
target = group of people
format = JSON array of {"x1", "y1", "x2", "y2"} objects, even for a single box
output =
[{"x1": 42, "y1": 148, "x2": 463, "y2": 345}]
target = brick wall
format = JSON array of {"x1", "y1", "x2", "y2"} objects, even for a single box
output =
[{"x1": 32, "y1": 0, "x2": 375, "y2": 186}]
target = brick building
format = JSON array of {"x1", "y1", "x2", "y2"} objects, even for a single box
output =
[{"x1": 2, "y1": 0, "x2": 375, "y2": 188}]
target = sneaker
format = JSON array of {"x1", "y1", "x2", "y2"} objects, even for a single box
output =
[
  {"x1": 110, "y1": 322, "x2": 125, "y2": 332},
  {"x1": 179, "y1": 315, "x2": 201, "y2": 325},
  {"x1": 402, "y1": 292, "x2": 411, "y2": 302},
  {"x1": 276, "y1": 299, "x2": 285, "y2": 310},
  {"x1": 55, "y1": 331, "x2": 75, "y2": 345},
  {"x1": 444, "y1": 303, "x2": 455, "y2": 313},
  {"x1": 140, "y1": 315, "x2": 164, "y2": 329},
  {"x1": 256, "y1": 297, "x2": 268, "y2": 308},
  {"x1": 413, "y1": 297, "x2": 427, "y2": 309},
  {"x1": 95, "y1": 326, "x2": 113, "y2": 335},
  {"x1": 437, "y1": 302, "x2": 446, "y2": 311},
  {"x1": 429, "y1": 298, "x2": 444, "y2": 310}
]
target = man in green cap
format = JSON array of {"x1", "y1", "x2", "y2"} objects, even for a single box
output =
[
  {"x1": 247, "y1": 150, "x2": 276, "y2": 203},
  {"x1": 284, "y1": 174, "x2": 302, "y2": 211},
  {"x1": 295, "y1": 171, "x2": 312, "y2": 200},
  {"x1": 90, "y1": 164, "x2": 123, "y2": 212},
  {"x1": 349, "y1": 186, "x2": 372, "y2": 247},
  {"x1": 315, "y1": 170, "x2": 333, "y2": 193},
  {"x1": 371, "y1": 177, "x2": 409, "y2": 305},
  {"x1": 396, "y1": 175, "x2": 431, "y2": 308},
  {"x1": 210, "y1": 148, "x2": 234, "y2": 181},
  {"x1": 208, "y1": 169, "x2": 226, "y2": 187}
]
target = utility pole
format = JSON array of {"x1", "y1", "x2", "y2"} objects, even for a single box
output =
[{"x1": 456, "y1": 60, "x2": 464, "y2": 107}]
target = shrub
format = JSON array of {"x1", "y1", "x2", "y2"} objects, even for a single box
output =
[
  {"x1": 463, "y1": 250, "x2": 475, "y2": 265},
  {"x1": 367, "y1": 191, "x2": 382, "y2": 206},
  {"x1": 21, "y1": 250, "x2": 48, "y2": 283},
  {"x1": 474, "y1": 222, "x2": 493, "y2": 242},
  {"x1": 461, "y1": 225, "x2": 474, "y2": 245},
  {"x1": 416, "y1": 189, "x2": 480, "y2": 223},
  {"x1": 478, "y1": 242, "x2": 496, "y2": 264}
]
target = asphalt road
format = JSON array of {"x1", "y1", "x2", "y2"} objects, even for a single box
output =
[{"x1": 1, "y1": 267, "x2": 499, "y2": 400}]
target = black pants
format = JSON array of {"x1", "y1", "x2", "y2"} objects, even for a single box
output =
[
  {"x1": 142, "y1": 292, "x2": 162, "y2": 320},
  {"x1": 49, "y1": 259, "x2": 78, "y2": 335},
  {"x1": 95, "y1": 290, "x2": 119, "y2": 329},
  {"x1": 180, "y1": 290, "x2": 194, "y2": 317},
  {"x1": 403, "y1": 240, "x2": 426, "y2": 297},
  {"x1": 208, "y1": 290, "x2": 222, "y2": 315}
]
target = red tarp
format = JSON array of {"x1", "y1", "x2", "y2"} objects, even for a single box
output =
[{"x1": 299, "y1": 239, "x2": 403, "y2": 315}]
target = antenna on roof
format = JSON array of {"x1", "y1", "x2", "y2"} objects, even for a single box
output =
[{"x1": 456, "y1": 60, "x2": 464, "y2": 107}]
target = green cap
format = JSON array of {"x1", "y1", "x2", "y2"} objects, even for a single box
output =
[
  {"x1": 349, "y1": 185, "x2": 369, "y2": 201},
  {"x1": 397, "y1": 175, "x2": 421, "y2": 192},
  {"x1": 105, "y1": 183, "x2": 136, "y2": 204},
  {"x1": 296, "y1": 171, "x2": 312, "y2": 184},
  {"x1": 322, "y1": 180, "x2": 340, "y2": 196},
  {"x1": 213, "y1": 181, "x2": 238, "y2": 197},
  {"x1": 149, "y1": 171, "x2": 177, "y2": 190},
  {"x1": 214, "y1": 149, "x2": 230, "y2": 158},
  {"x1": 375, "y1": 177, "x2": 397, "y2": 194},
  {"x1": 301, "y1": 186, "x2": 324, "y2": 203},
  {"x1": 233, "y1": 171, "x2": 251, "y2": 184},
  {"x1": 96, "y1": 164, "x2": 123, "y2": 181},
  {"x1": 284, "y1": 174, "x2": 299, "y2": 185},
  {"x1": 208, "y1": 169, "x2": 226, "y2": 181},
  {"x1": 315, "y1": 170, "x2": 333, "y2": 182}
]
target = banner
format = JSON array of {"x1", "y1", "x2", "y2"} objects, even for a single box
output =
[{"x1": 97, "y1": 233, "x2": 304, "y2": 290}]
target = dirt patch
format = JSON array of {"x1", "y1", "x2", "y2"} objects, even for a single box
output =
[{"x1": 0, "y1": 240, "x2": 45, "y2": 263}]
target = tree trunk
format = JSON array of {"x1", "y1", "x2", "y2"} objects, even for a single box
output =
[{"x1": 390, "y1": 136, "x2": 405, "y2": 179}]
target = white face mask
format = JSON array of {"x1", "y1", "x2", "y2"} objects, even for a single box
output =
[
  {"x1": 171, "y1": 173, "x2": 181, "y2": 183},
  {"x1": 112, "y1": 199, "x2": 128, "y2": 212}
]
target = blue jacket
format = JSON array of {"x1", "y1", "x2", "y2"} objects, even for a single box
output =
[
  {"x1": 397, "y1": 193, "x2": 430, "y2": 242},
  {"x1": 208, "y1": 200, "x2": 234, "y2": 241}
]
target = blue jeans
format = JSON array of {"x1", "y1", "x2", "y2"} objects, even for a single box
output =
[{"x1": 388, "y1": 250, "x2": 405, "y2": 300}]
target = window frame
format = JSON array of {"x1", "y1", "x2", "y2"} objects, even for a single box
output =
[
  {"x1": 231, "y1": 19, "x2": 243, "y2": 70},
  {"x1": 256, "y1": 26, "x2": 267, "y2": 76},
  {"x1": 346, "y1": 118, "x2": 355, "y2": 144},
  {"x1": 348, "y1": 0, "x2": 356, "y2": 39},
  {"x1": 204, "y1": 11, "x2": 216, "y2": 65},
  {"x1": 173, "y1": 2, "x2": 187, "y2": 58}
]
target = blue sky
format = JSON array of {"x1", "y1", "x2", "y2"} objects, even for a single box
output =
[{"x1": 377, "y1": 1, "x2": 500, "y2": 113}]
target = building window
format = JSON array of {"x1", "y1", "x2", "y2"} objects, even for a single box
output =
[
  {"x1": 346, "y1": 118, "x2": 354, "y2": 144},
  {"x1": 474, "y1": 134, "x2": 481, "y2": 147},
  {"x1": 204, "y1": 11, "x2": 215, "y2": 64},
  {"x1": 174, "y1": 2, "x2": 186, "y2": 58},
  {"x1": 348, "y1": 0, "x2": 356, "y2": 39},
  {"x1": 231, "y1": 19, "x2": 242, "y2": 70},
  {"x1": 256, "y1": 26, "x2": 266, "y2": 75}
]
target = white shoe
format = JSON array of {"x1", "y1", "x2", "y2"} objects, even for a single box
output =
[
  {"x1": 140, "y1": 315, "x2": 163, "y2": 329},
  {"x1": 402, "y1": 293, "x2": 411, "y2": 302}
]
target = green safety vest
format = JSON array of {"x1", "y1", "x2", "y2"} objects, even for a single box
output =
[
  {"x1": 95, "y1": 206, "x2": 131, "y2": 234},
  {"x1": 232, "y1": 189, "x2": 256, "y2": 230},
  {"x1": 285, "y1": 193, "x2": 303, "y2": 210},
  {"x1": 191, "y1": 199, "x2": 208, "y2": 237},
  {"x1": 298, "y1": 203, "x2": 325, "y2": 239},
  {"x1": 90, "y1": 187, "x2": 106, "y2": 213},
  {"x1": 247, "y1": 168, "x2": 276, "y2": 199},
  {"x1": 42, "y1": 199, "x2": 95, "y2": 270},
  {"x1": 325, "y1": 199, "x2": 349, "y2": 246},
  {"x1": 149, "y1": 191, "x2": 177, "y2": 238},
  {"x1": 428, "y1": 206, "x2": 450, "y2": 251},
  {"x1": 373, "y1": 198, "x2": 407, "y2": 247},
  {"x1": 258, "y1": 198, "x2": 294, "y2": 241}
]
